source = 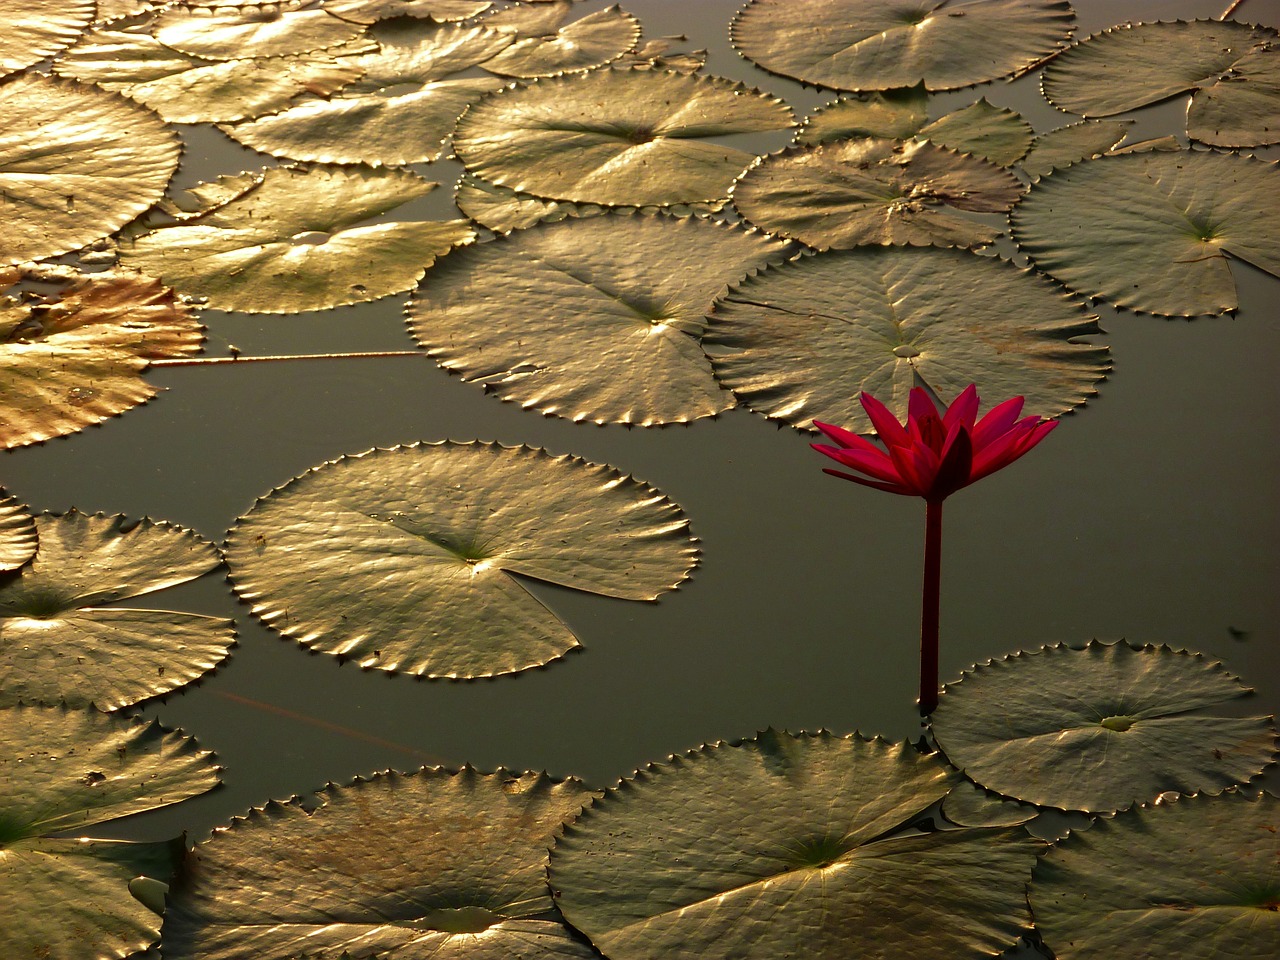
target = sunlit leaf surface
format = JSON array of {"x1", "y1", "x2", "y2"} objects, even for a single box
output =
[
  {"x1": 797, "y1": 86, "x2": 930, "y2": 144},
  {"x1": 480, "y1": 3, "x2": 640, "y2": 77},
  {"x1": 153, "y1": 1, "x2": 365, "y2": 60},
  {"x1": 550, "y1": 730, "x2": 1040, "y2": 960},
  {"x1": 1018, "y1": 119, "x2": 1132, "y2": 179},
  {"x1": 0, "y1": 0, "x2": 94, "y2": 78},
  {"x1": 930, "y1": 641, "x2": 1278, "y2": 813},
  {"x1": 453, "y1": 67, "x2": 794, "y2": 206},
  {"x1": 732, "y1": 138, "x2": 1024, "y2": 249},
  {"x1": 941, "y1": 780, "x2": 1037, "y2": 828},
  {"x1": 322, "y1": 0, "x2": 493, "y2": 22},
  {"x1": 1042, "y1": 20, "x2": 1280, "y2": 147},
  {"x1": 225, "y1": 442, "x2": 698, "y2": 678},
  {"x1": 222, "y1": 19, "x2": 511, "y2": 165},
  {"x1": 609, "y1": 35, "x2": 707, "y2": 72},
  {"x1": 0, "y1": 267, "x2": 203, "y2": 448},
  {"x1": 916, "y1": 99, "x2": 1034, "y2": 166},
  {"x1": 0, "y1": 489, "x2": 36, "y2": 573},
  {"x1": 0, "y1": 511, "x2": 233, "y2": 709},
  {"x1": 1031, "y1": 793, "x2": 1280, "y2": 959},
  {"x1": 407, "y1": 213, "x2": 793, "y2": 424},
  {"x1": 731, "y1": 0, "x2": 1074, "y2": 91},
  {"x1": 0, "y1": 703, "x2": 219, "y2": 960},
  {"x1": 704, "y1": 247, "x2": 1108, "y2": 433},
  {"x1": 0, "y1": 73, "x2": 180, "y2": 267},
  {"x1": 1011, "y1": 149, "x2": 1280, "y2": 316},
  {"x1": 119, "y1": 165, "x2": 475, "y2": 313},
  {"x1": 162, "y1": 767, "x2": 599, "y2": 960}
]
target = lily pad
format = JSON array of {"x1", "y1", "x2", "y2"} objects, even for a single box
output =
[
  {"x1": 0, "y1": 510, "x2": 234, "y2": 710},
  {"x1": 704, "y1": 246, "x2": 1108, "y2": 434},
  {"x1": 1018, "y1": 119, "x2": 1132, "y2": 179},
  {"x1": 549, "y1": 730, "x2": 1041, "y2": 960},
  {"x1": 0, "y1": 267, "x2": 203, "y2": 449},
  {"x1": 916, "y1": 99, "x2": 1034, "y2": 166},
  {"x1": 479, "y1": 3, "x2": 640, "y2": 78},
  {"x1": 0, "y1": 490, "x2": 36, "y2": 572},
  {"x1": 731, "y1": 0, "x2": 1075, "y2": 92},
  {"x1": 1030, "y1": 793, "x2": 1280, "y2": 959},
  {"x1": 153, "y1": 1, "x2": 365, "y2": 61},
  {"x1": 224, "y1": 442, "x2": 698, "y2": 678},
  {"x1": 119, "y1": 165, "x2": 476, "y2": 313},
  {"x1": 732, "y1": 138, "x2": 1024, "y2": 250},
  {"x1": 609, "y1": 36, "x2": 708, "y2": 73},
  {"x1": 1042, "y1": 20, "x2": 1280, "y2": 148},
  {"x1": 221, "y1": 19, "x2": 512, "y2": 165},
  {"x1": 322, "y1": 0, "x2": 493, "y2": 22},
  {"x1": 406, "y1": 213, "x2": 793, "y2": 425},
  {"x1": 1010, "y1": 149, "x2": 1280, "y2": 316},
  {"x1": 0, "y1": 73, "x2": 181, "y2": 267},
  {"x1": 930, "y1": 641, "x2": 1278, "y2": 813},
  {"x1": 0, "y1": 703, "x2": 220, "y2": 960},
  {"x1": 162, "y1": 767, "x2": 599, "y2": 959},
  {"x1": 0, "y1": 0, "x2": 94, "y2": 78},
  {"x1": 453, "y1": 66, "x2": 794, "y2": 207}
]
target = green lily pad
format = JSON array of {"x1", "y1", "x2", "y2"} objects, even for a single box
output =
[
  {"x1": 479, "y1": 2, "x2": 640, "y2": 77},
  {"x1": 1031, "y1": 793, "x2": 1280, "y2": 959},
  {"x1": 0, "y1": 703, "x2": 220, "y2": 960},
  {"x1": 162, "y1": 767, "x2": 598, "y2": 960},
  {"x1": 732, "y1": 138, "x2": 1024, "y2": 250},
  {"x1": 0, "y1": 510, "x2": 234, "y2": 710},
  {"x1": 1011, "y1": 149, "x2": 1280, "y2": 316},
  {"x1": 0, "y1": 0, "x2": 94, "y2": 78},
  {"x1": 119, "y1": 165, "x2": 476, "y2": 313},
  {"x1": 930, "y1": 641, "x2": 1278, "y2": 813},
  {"x1": 406, "y1": 213, "x2": 793, "y2": 425},
  {"x1": 152, "y1": 1, "x2": 365, "y2": 60},
  {"x1": 1017, "y1": 119, "x2": 1132, "y2": 179},
  {"x1": 224, "y1": 442, "x2": 698, "y2": 678},
  {"x1": 731, "y1": 0, "x2": 1075, "y2": 91},
  {"x1": 453, "y1": 66, "x2": 794, "y2": 207},
  {"x1": 1042, "y1": 20, "x2": 1280, "y2": 147},
  {"x1": 704, "y1": 246, "x2": 1108, "y2": 434},
  {"x1": 549, "y1": 730, "x2": 1041, "y2": 960},
  {"x1": 0, "y1": 489, "x2": 36, "y2": 572}
]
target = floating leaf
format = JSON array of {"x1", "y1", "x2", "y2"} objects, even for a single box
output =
[
  {"x1": 1042, "y1": 20, "x2": 1280, "y2": 148},
  {"x1": 0, "y1": 267, "x2": 203, "y2": 449},
  {"x1": 1018, "y1": 119, "x2": 1132, "y2": 179},
  {"x1": 930, "y1": 642, "x2": 1278, "y2": 813},
  {"x1": 731, "y1": 0, "x2": 1074, "y2": 91},
  {"x1": 609, "y1": 36, "x2": 707, "y2": 73},
  {"x1": 322, "y1": 0, "x2": 493, "y2": 22},
  {"x1": 453, "y1": 67, "x2": 794, "y2": 206},
  {"x1": 1011, "y1": 149, "x2": 1280, "y2": 316},
  {"x1": 732, "y1": 138, "x2": 1024, "y2": 250},
  {"x1": 480, "y1": 3, "x2": 640, "y2": 78},
  {"x1": 550, "y1": 730, "x2": 1041, "y2": 960},
  {"x1": 153, "y1": 1, "x2": 365, "y2": 61},
  {"x1": 221, "y1": 18, "x2": 511, "y2": 165},
  {"x1": 917, "y1": 99, "x2": 1034, "y2": 166},
  {"x1": 0, "y1": 489, "x2": 36, "y2": 572},
  {"x1": 225, "y1": 442, "x2": 698, "y2": 678},
  {"x1": 162, "y1": 767, "x2": 599, "y2": 960},
  {"x1": 704, "y1": 246, "x2": 1108, "y2": 433},
  {"x1": 0, "y1": 703, "x2": 220, "y2": 960},
  {"x1": 0, "y1": 73, "x2": 180, "y2": 267},
  {"x1": 0, "y1": 510, "x2": 233, "y2": 710},
  {"x1": 941, "y1": 780, "x2": 1038, "y2": 829},
  {"x1": 0, "y1": 0, "x2": 94, "y2": 78},
  {"x1": 407, "y1": 213, "x2": 793, "y2": 425},
  {"x1": 798, "y1": 86, "x2": 930, "y2": 144},
  {"x1": 119, "y1": 165, "x2": 475, "y2": 313},
  {"x1": 1030, "y1": 793, "x2": 1280, "y2": 959}
]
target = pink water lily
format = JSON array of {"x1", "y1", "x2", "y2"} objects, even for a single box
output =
[{"x1": 811, "y1": 385, "x2": 1057, "y2": 714}]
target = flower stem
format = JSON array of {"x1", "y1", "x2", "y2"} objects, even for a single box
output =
[{"x1": 919, "y1": 499, "x2": 943, "y2": 715}]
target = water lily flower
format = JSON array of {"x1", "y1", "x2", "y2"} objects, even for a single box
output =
[{"x1": 811, "y1": 385, "x2": 1056, "y2": 714}]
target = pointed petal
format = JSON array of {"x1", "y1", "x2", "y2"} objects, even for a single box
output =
[
  {"x1": 859, "y1": 392, "x2": 910, "y2": 448},
  {"x1": 970, "y1": 419, "x2": 1055, "y2": 481},
  {"x1": 822, "y1": 468, "x2": 916, "y2": 496},
  {"x1": 929, "y1": 424, "x2": 974, "y2": 500},
  {"x1": 942, "y1": 384, "x2": 980, "y2": 432},
  {"x1": 908, "y1": 387, "x2": 939, "y2": 425},
  {"x1": 811, "y1": 442, "x2": 902, "y2": 484},
  {"x1": 971, "y1": 396, "x2": 1025, "y2": 450},
  {"x1": 887, "y1": 439, "x2": 931, "y2": 497},
  {"x1": 813, "y1": 420, "x2": 876, "y2": 450}
]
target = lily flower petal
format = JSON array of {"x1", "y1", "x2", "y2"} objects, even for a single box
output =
[
  {"x1": 942, "y1": 383, "x2": 980, "y2": 432},
  {"x1": 971, "y1": 395, "x2": 1025, "y2": 449},
  {"x1": 821, "y1": 468, "x2": 916, "y2": 496},
  {"x1": 859, "y1": 391, "x2": 911, "y2": 448},
  {"x1": 811, "y1": 442, "x2": 902, "y2": 485}
]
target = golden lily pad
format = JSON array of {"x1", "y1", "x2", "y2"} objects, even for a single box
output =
[
  {"x1": 731, "y1": 0, "x2": 1075, "y2": 91},
  {"x1": 153, "y1": 1, "x2": 365, "y2": 61},
  {"x1": 0, "y1": 73, "x2": 181, "y2": 267},
  {"x1": 221, "y1": 18, "x2": 511, "y2": 165},
  {"x1": 480, "y1": 2, "x2": 640, "y2": 78},
  {"x1": 0, "y1": 489, "x2": 36, "y2": 572},
  {"x1": 549, "y1": 730, "x2": 1041, "y2": 960},
  {"x1": 1043, "y1": 20, "x2": 1280, "y2": 148},
  {"x1": 930, "y1": 642, "x2": 1278, "y2": 813},
  {"x1": 0, "y1": 510, "x2": 233, "y2": 710},
  {"x1": 1031, "y1": 793, "x2": 1280, "y2": 959},
  {"x1": 162, "y1": 768, "x2": 599, "y2": 959},
  {"x1": 119, "y1": 165, "x2": 476, "y2": 313},
  {"x1": 453, "y1": 66, "x2": 794, "y2": 207},
  {"x1": 0, "y1": 0, "x2": 94, "y2": 78},
  {"x1": 609, "y1": 36, "x2": 708, "y2": 73},
  {"x1": 0, "y1": 267, "x2": 203, "y2": 449},
  {"x1": 1018, "y1": 119, "x2": 1132, "y2": 179},
  {"x1": 224, "y1": 442, "x2": 698, "y2": 678},
  {"x1": 1011, "y1": 149, "x2": 1280, "y2": 316},
  {"x1": 322, "y1": 0, "x2": 493, "y2": 21},
  {"x1": 916, "y1": 99, "x2": 1034, "y2": 166},
  {"x1": 704, "y1": 246, "x2": 1108, "y2": 433},
  {"x1": 406, "y1": 213, "x2": 793, "y2": 425},
  {"x1": 732, "y1": 138, "x2": 1025, "y2": 250},
  {"x1": 0, "y1": 703, "x2": 220, "y2": 960}
]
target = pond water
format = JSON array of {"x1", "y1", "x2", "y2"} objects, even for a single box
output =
[{"x1": 3, "y1": 0, "x2": 1278, "y2": 954}]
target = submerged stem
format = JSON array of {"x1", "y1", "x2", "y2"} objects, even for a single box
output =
[{"x1": 919, "y1": 499, "x2": 943, "y2": 715}]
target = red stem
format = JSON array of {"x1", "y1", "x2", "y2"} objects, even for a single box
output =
[{"x1": 919, "y1": 499, "x2": 943, "y2": 715}]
